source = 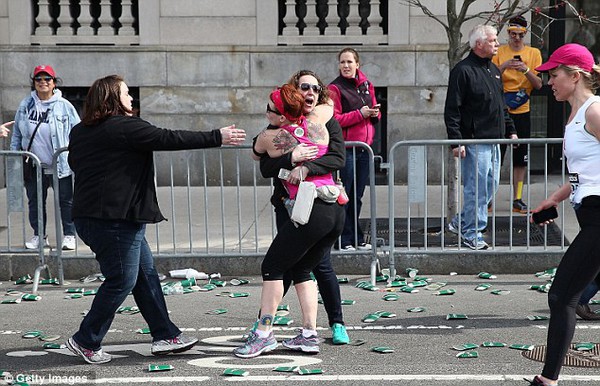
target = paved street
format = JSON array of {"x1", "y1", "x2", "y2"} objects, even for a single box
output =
[{"x1": 1, "y1": 273, "x2": 599, "y2": 385}]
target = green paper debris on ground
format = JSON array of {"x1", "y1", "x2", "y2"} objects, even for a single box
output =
[
  {"x1": 21, "y1": 293, "x2": 41, "y2": 301},
  {"x1": 2, "y1": 298, "x2": 22, "y2": 304},
  {"x1": 273, "y1": 366, "x2": 298, "y2": 372},
  {"x1": 425, "y1": 282, "x2": 447, "y2": 291},
  {"x1": 337, "y1": 277, "x2": 349, "y2": 284},
  {"x1": 374, "y1": 310, "x2": 396, "y2": 318},
  {"x1": 22, "y1": 330, "x2": 43, "y2": 339},
  {"x1": 456, "y1": 351, "x2": 478, "y2": 358},
  {"x1": 148, "y1": 364, "x2": 174, "y2": 372},
  {"x1": 273, "y1": 316, "x2": 293, "y2": 325},
  {"x1": 452, "y1": 343, "x2": 479, "y2": 351},
  {"x1": 230, "y1": 278, "x2": 249, "y2": 286},
  {"x1": 382, "y1": 294, "x2": 399, "y2": 301},
  {"x1": 407, "y1": 307, "x2": 426, "y2": 313},
  {"x1": 136, "y1": 328, "x2": 151, "y2": 334},
  {"x1": 482, "y1": 342, "x2": 506, "y2": 347},
  {"x1": 43, "y1": 342, "x2": 66, "y2": 349},
  {"x1": 400, "y1": 286, "x2": 418, "y2": 293},
  {"x1": 362, "y1": 313, "x2": 380, "y2": 323},
  {"x1": 475, "y1": 284, "x2": 492, "y2": 291},
  {"x1": 206, "y1": 308, "x2": 228, "y2": 315},
  {"x1": 447, "y1": 314, "x2": 468, "y2": 320},
  {"x1": 372, "y1": 346, "x2": 394, "y2": 353},
  {"x1": 477, "y1": 272, "x2": 497, "y2": 279},
  {"x1": 39, "y1": 335, "x2": 61, "y2": 342},
  {"x1": 296, "y1": 368, "x2": 323, "y2": 375},
  {"x1": 406, "y1": 268, "x2": 418, "y2": 278},
  {"x1": 575, "y1": 342, "x2": 595, "y2": 351},
  {"x1": 435, "y1": 289, "x2": 456, "y2": 296},
  {"x1": 229, "y1": 292, "x2": 249, "y2": 298},
  {"x1": 223, "y1": 368, "x2": 248, "y2": 376},
  {"x1": 341, "y1": 299, "x2": 355, "y2": 305},
  {"x1": 509, "y1": 344, "x2": 535, "y2": 351},
  {"x1": 491, "y1": 289, "x2": 511, "y2": 295}
]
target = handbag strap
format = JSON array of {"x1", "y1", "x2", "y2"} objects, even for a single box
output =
[{"x1": 27, "y1": 117, "x2": 46, "y2": 151}]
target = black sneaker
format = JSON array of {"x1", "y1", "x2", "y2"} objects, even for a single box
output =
[{"x1": 513, "y1": 199, "x2": 528, "y2": 214}]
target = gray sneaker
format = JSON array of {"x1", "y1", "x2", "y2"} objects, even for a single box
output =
[
  {"x1": 234, "y1": 330, "x2": 278, "y2": 358},
  {"x1": 282, "y1": 331, "x2": 320, "y2": 353},
  {"x1": 462, "y1": 236, "x2": 489, "y2": 250},
  {"x1": 151, "y1": 334, "x2": 198, "y2": 355},
  {"x1": 66, "y1": 337, "x2": 111, "y2": 364}
]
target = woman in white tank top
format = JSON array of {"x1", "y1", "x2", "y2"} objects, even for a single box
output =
[{"x1": 528, "y1": 44, "x2": 600, "y2": 386}]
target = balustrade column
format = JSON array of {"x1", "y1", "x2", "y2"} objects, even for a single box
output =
[
  {"x1": 367, "y1": 0, "x2": 383, "y2": 35},
  {"x1": 303, "y1": 0, "x2": 320, "y2": 36},
  {"x1": 77, "y1": 0, "x2": 94, "y2": 36},
  {"x1": 119, "y1": 0, "x2": 136, "y2": 35},
  {"x1": 282, "y1": 0, "x2": 298, "y2": 36},
  {"x1": 56, "y1": 0, "x2": 73, "y2": 36},
  {"x1": 35, "y1": 0, "x2": 54, "y2": 36},
  {"x1": 345, "y1": 0, "x2": 362, "y2": 36},
  {"x1": 325, "y1": 0, "x2": 339, "y2": 36},
  {"x1": 96, "y1": 0, "x2": 114, "y2": 35}
]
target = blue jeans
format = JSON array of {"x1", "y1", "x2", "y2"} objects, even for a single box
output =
[
  {"x1": 72, "y1": 218, "x2": 180, "y2": 350},
  {"x1": 340, "y1": 149, "x2": 370, "y2": 246},
  {"x1": 452, "y1": 144, "x2": 500, "y2": 240},
  {"x1": 25, "y1": 173, "x2": 75, "y2": 236},
  {"x1": 579, "y1": 278, "x2": 600, "y2": 305}
]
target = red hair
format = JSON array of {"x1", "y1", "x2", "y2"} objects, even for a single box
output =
[{"x1": 270, "y1": 84, "x2": 304, "y2": 123}]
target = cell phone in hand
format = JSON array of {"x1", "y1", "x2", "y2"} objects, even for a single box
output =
[
  {"x1": 513, "y1": 55, "x2": 522, "y2": 61},
  {"x1": 372, "y1": 104, "x2": 381, "y2": 109},
  {"x1": 532, "y1": 207, "x2": 558, "y2": 224}
]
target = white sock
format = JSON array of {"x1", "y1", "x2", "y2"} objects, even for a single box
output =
[
  {"x1": 302, "y1": 328, "x2": 317, "y2": 338},
  {"x1": 255, "y1": 328, "x2": 271, "y2": 338}
]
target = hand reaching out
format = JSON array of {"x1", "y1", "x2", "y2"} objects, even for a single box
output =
[{"x1": 219, "y1": 125, "x2": 246, "y2": 146}]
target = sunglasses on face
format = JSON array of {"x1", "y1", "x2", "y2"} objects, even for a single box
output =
[
  {"x1": 509, "y1": 32, "x2": 525, "y2": 39},
  {"x1": 34, "y1": 76, "x2": 54, "y2": 83},
  {"x1": 266, "y1": 103, "x2": 281, "y2": 115},
  {"x1": 299, "y1": 83, "x2": 322, "y2": 93}
]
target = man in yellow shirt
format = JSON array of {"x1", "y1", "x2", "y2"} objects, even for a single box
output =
[{"x1": 492, "y1": 16, "x2": 542, "y2": 213}]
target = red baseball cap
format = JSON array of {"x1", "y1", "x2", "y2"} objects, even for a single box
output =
[
  {"x1": 535, "y1": 43, "x2": 595, "y2": 73},
  {"x1": 33, "y1": 64, "x2": 56, "y2": 78}
]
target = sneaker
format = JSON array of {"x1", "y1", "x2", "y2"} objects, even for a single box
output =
[
  {"x1": 576, "y1": 304, "x2": 600, "y2": 320},
  {"x1": 447, "y1": 221, "x2": 460, "y2": 235},
  {"x1": 151, "y1": 334, "x2": 198, "y2": 355},
  {"x1": 340, "y1": 245, "x2": 356, "y2": 252},
  {"x1": 356, "y1": 242, "x2": 372, "y2": 251},
  {"x1": 282, "y1": 331, "x2": 320, "y2": 353},
  {"x1": 25, "y1": 235, "x2": 48, "y2": 250},
  {"x1": 66, "y1": 337, "x2": 111, "y2": 364},
  {"x1": 513, "y1": 199, "x2": 528, "y2": 214},
  {"x1": 331, "y1": 323, "x2": 349, "y2": 345},
  {"x1": 233, "y1": 330, "x2": 278, "y2": 358},
  {"x1": 462, "y1": 236, "x2": 489, "y2": 250},
  {"x1": 62, "y1": 235, "x2": 76, "y2": 250}
]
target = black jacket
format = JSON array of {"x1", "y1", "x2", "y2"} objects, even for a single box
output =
[
  {"x1": 68, "y1": 115, "x2": 222, "y2": 223},
  {"x1": 445, "y1": 51, "x2": 515, "y2": 143},
  {"x1": 259, "y1": 117, "x2": 345, "y2": 208}
]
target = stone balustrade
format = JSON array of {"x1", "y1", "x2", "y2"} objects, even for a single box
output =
[{"x1": 31, "y1": 0, "x2": 138, "y2": 45}]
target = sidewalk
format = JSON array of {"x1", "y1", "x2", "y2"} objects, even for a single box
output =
[{"x1": 0, "y1": 174, "x2": 574, "y2": 280}]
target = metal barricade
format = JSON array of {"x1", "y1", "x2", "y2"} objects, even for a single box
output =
[
  {"x1": 49, "y1": 144, "x2": 378, "y2": 284},
  {"x1": 383, "y1": 138, "x2": 566, "y2": 279},
  {"x1": 1, "y1": 150, "x2": 50, "y2": 294}
]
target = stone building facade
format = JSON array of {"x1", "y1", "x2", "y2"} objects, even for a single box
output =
[{"x1": 0, "y1": 1, "x2": 525, "y2": 184}]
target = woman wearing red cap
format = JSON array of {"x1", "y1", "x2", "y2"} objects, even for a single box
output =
[
  {"x1": 10, "y1": 64, "x2": 80, "y2": 251},
  {"x1": 529, "y1": 43, "x2": 600, "y2": 386},
  {"x1": 235, "y1": 84, "x2": 344, "y2": 358}
]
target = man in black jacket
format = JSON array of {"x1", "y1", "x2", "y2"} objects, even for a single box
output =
[{"x1": 444, "y1": 24, "x2": 517, "y2": 250}]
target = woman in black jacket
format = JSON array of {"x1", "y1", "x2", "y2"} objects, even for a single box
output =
[{"x1": 65, "y1": 75, "x2": 245, "y2": 364}]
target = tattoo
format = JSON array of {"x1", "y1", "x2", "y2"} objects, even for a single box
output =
[
  {"x1": 272, "y1": 130, "x2": 298, "y2": 154},
  {"x1": 260, "y1": 314, "x2": 274, "y2": 326},
  {"x1": 306, "y1": 120, "x2": 326, "y2": 143},
  {"x1": 303, "y1": 323, "x2": 316, "y2": 330}
]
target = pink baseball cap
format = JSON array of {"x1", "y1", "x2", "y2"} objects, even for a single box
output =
[
  {"x1": 535, "y1": 43, "x2": 595, "y2": 73},
  {"x1": 33, "y1": 64, "x2": 56, "y2": 78}
]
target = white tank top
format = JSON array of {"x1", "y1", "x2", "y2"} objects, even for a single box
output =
[{"x1": 564, "y1": 95, "x2": 600, "y2": 204}]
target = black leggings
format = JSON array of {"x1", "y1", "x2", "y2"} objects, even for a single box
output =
[
  {"x1": 261, "y1": 199, "x2": 344, "y2": 284},
  {"x1": 275, "y1": 205, "x2": 345, "y2": 326},
  {"x1": 542, "y1": 196, "x2": 600, "y2": 380}
]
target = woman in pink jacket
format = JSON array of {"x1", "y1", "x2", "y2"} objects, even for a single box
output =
[{"x1": 328, "y1": 47, "x2": 380, "y2": 251}]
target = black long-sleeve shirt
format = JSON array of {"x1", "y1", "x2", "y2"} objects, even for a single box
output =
[
  {"x1": 259, "y1": 116, "x2": 345, "y2": 207},
  {"x1": 68, "y1": 115, "x2": 222, "y2": 223},
  {"x1": 445, "y1": 51, "x2": 515, "y2": 144}
]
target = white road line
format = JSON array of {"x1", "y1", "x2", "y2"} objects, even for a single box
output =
[{"x1": 224, "y1": 374, "x2": 600, "y2": 382}]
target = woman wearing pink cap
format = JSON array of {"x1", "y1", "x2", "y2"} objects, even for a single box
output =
[
  {"x1": 529, "y1": 43, "x2": 600, "y2": 386},
  {"x1": 10, "y1": 64, "x2": 80, "y2": 251}
]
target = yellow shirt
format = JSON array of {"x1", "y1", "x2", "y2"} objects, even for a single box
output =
[{"x1": 492, "y1": 45, "x2": 542, "y2": 114}]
